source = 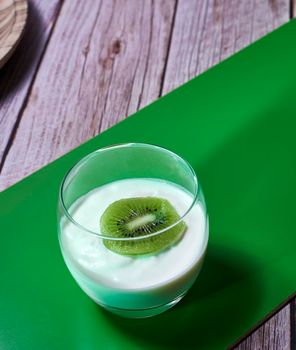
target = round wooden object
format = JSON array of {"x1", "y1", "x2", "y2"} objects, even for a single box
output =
[{"x1": 0, "y1": 0, "x2": 27, "y2": 68}]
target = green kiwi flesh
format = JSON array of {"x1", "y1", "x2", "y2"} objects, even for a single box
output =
[{"x1": 100, "y1": 197, "x2": 187, "y2": 255}]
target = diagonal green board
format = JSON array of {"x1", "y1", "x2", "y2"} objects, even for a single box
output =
[{"x1": 1, "y1": 20, "x2": 296, "y2": 350}]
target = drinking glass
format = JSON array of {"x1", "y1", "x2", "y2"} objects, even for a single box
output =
[{"x1": 58, "y1": 143, "x2": 208, "y2": 318}]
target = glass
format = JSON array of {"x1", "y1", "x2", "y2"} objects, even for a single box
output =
[{"x1": 58, "y1": 143, "x2": 208, "y2": 318}]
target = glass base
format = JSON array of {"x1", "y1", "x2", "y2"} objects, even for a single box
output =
[{"x1": 97, "y1": 293, "x2": 186, "y2": 318}]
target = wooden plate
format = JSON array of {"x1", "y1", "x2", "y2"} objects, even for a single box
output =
[{"x1": 0, "y1": 0, "x2": 27, "y2": 68}]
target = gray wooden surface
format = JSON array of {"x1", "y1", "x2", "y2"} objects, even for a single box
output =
[{"x1": 0, "y1": 0, "x2": 295, "y2": 348}]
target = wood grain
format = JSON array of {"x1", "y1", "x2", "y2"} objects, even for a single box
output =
[
  {"x1": 233, "y1": 304, "x2": 291, "y2": 349},
  {"x1": 0, "y1": 0, "x2": 176, "y2": 190},
  {"x1": 0, "y1": 0, "x2": 290, "y2": 191},
  {"x1": 291, "y1": 299, "x2": 296, "y2": 349},
  {"x1": 162, "y1": 0, "x2": 289, "y2": 94},
  {"x1": 0, "y1": 0, "x2": 62, "y2": 173},
  {"x1": 0, "y1": 0, "x2": 28, "y2": 68}
]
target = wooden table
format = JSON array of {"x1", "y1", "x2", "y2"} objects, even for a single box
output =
[{"x1": 0, "y1": 0, "x2": 295, "y2": 348}]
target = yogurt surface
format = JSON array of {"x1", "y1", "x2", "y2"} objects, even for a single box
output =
[{"x1": 61, "y1": 178, "x2": 208, "y2": 291}]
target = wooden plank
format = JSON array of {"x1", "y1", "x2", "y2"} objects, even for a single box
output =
[
  {"x1": 233, "y1": 304, "x2": 291, "y2": 349},
  {"x1": 1, "y1": 0, "x2": 290, "y2": 191},
  {"x1": 0, "y1": 0, "x2": 176, "y2": 190},
  {"x1": 0, "y1": 0, "x2": 62, "y2": 169},
  {"x1": 291, "y1": 299, "x2": 296, "y2": 349},
  {"x1": 162, "y1": 0, "x2": 290, "y2": 94}
]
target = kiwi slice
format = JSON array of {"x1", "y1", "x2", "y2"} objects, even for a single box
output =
[{"x1": 100, "y1": 197, "x2": 186, "y2": 256}]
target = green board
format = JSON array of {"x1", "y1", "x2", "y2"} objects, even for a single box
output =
[{"x1": 1, "y1": 20, "x2": 296, "y2": 350}]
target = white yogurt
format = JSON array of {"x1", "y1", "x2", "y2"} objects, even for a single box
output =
[{"x1": 60, "y1": 179, "x2": 208, "y2": 313}]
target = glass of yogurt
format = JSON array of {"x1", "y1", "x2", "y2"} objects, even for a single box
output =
[{"x1": 58, "y1": 143, "x2": 208, "y2": 318}]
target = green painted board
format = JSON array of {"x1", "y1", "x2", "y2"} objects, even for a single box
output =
[{"x1": 1, "y1": 20, "x2": 296, "y2": 350}]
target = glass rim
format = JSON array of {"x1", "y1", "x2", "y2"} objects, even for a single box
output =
[{"x1": 59, "y1": 142, "x2": 199, "y2": 241}]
